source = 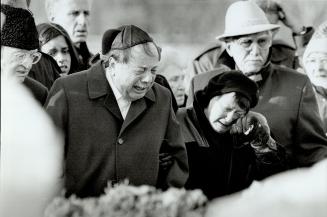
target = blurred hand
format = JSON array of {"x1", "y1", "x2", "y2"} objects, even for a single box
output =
[
  {"x1": 274, "y1": 0, "x2": 304, "y2": 33},
  {"x1": 159, "y1": 153, "x2": 174, "y2": 171}
]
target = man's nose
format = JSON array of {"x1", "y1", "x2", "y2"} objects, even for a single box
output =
[
  {"x1": 141, "y1": 71, "x2": 154, "y2": 83},
  {"x1": 249, "y1": 43, "x2": 260, "y2": 55},
  {"x1": 77, "y1": 13, "x2": 88, "y2": 26}
]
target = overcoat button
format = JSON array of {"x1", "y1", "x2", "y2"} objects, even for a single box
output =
[{"x1": 117, "y1": 138, "x2": 124, "y2": 145}]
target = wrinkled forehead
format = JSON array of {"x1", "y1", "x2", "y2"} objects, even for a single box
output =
[
  {"x1": 129, "y1": 42, "x2": 161, "y2": 62},
  {"x1": 53, "y1": 0, "x2": 90, "y2": 12},
  {"x1": 306, "y1": 52, "x2": 327, "y2": 59},
  {"x1": 236, "y1": 31, "x2": 272, "y2": 40}
]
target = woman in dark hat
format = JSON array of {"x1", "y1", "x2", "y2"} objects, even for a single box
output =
[
  {"x1": 37, "y1": 22, "x2": 82, "y2": 76},
  {"x1": 177, "y1": 70, "x2": 288, "y2": 200}
]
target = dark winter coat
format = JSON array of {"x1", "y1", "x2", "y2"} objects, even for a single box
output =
[
  {"x1": 23, "y1": 76, "x2": 48, "y2": 105},
  {"x1": 187, "y1": 52, "x2": 327, "y2": 167},
  {"x1": 45, "y1": 61, "x2": 189, "y2": 198},
  {"x1": 177, "y1": 99, "x2": 287, "y2": 200}
]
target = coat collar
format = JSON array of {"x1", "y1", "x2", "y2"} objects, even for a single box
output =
[
  {"x1": 87, "y1": 61, "x2": 109, "y2": 99},
  {"x1": 86, "y1": 61, "x2": 156, "y2": 129}
]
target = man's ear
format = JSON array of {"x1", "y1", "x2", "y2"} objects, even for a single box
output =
[
  {"x1": 108, "y1": 57, "x2": 116, "y2": 69},
  {"x1": 224, "y1": 42, "x2": 233, "y2": 57}
]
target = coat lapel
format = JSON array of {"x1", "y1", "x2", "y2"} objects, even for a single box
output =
[
  {"x1": 119, "y1": 87, "x2": 156, "y2": 135},
  {"x1": 87, "y1": 61, "x2": 123, "y2": 121}
]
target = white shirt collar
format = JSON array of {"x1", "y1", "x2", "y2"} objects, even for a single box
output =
[{"x1": 105, "y1": 68, "x2": 131, "y2": 119}]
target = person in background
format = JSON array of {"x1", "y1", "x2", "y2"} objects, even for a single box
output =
[
  {"x1": 178, "y1": 70, "x2": 287, "y2": 200},
  {"x1": 157, "y1": 48, "x2": 188, "y2": 108},
  {"x1": 302, "y1": 21, "x2": 327, "y2": 134},
  {"x1": 1, "y1": 3, "x2": 48, "y2": 105},
  {"x1": 191, "y1": 0, "x2": 314, "y2": 76},
  {"x1": 249, "y1": 0, "x2": 315, "y2": 70},
  {"x1": 187, "y1": 1, "x2": 327, "y2": 168},
  {"x1": 37, "y1": 23, "x2": 82, "y2": 76},
  {"x1": 45, "y1": 0, "x2": 93, "y2": 70},
  {"x1": 45, "y1": 25, "x2": 188, "y2": 198}
]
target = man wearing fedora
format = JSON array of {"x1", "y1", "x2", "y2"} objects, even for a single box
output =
[
  {"x1": 187, "y1": 1, "x2": 327, "y2": 168},
  {"x1": 191, "y1": 0, "x2": 315, "y2": 76},
  {"x1": 178, "y1": 70, "x2": 287, "y2": 199},
  {"x1": 45, "y1": 25, "x2": 189, "y2": 198}
]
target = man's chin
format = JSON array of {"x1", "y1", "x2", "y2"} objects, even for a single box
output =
[{"x1": 72, "y1": 36, "x2": 87, "y2": 44}]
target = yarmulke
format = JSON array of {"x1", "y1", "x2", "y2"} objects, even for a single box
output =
[
  {"x1": 101, "y1": 25, "x2": 154, "y2": 54},
  {"x1": 1, "y1": 4, "x2": 39, "y2": 50},
  {"x1": 101, "y1": 29, "x2": 121, "y2": 54},
  {"x1": 199, "y1": 70, "x2": 259, "y2": 108}
]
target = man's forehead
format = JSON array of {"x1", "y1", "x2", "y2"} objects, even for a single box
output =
[
  {"x1": 241, "y1": 31, "x2": 271, "y2": 39},
  {"x1": 55, "y1": 0, "x2": 90, "y2": 11}
]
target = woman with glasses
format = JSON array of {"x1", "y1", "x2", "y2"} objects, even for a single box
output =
[
  {"x1": 302, "y1": 21, "x2": 327, "y2": 134},
  {"x1": 37, "y1": 23, "x2": 82, "y2": 77}
]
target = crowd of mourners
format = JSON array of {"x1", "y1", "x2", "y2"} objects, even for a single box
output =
[{"x1": 1, "y1": 0, "x2": 327, "y2": 216}]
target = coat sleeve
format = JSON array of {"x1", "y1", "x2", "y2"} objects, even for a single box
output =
[
  {"x1": 162, "y1": 98, "x2": 189, "y2": 188},
  {"x1": 294, "y1": 80, "x2": 327, "y2": 166},
  {"x1": 253, "y1": 138, "x2": 289, "y2": 180},
  {"x1": 44, "y1": 79, "x2": 69, "y2": 152}
]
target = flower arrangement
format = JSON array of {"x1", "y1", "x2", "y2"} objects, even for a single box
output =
[{"x1": 45, "y1": 182, "x2": 207, "y2": 217}]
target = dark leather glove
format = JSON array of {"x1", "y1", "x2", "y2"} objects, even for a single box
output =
[{"x1": 230, "y1": 111, "x2": 276, "y2": 151}]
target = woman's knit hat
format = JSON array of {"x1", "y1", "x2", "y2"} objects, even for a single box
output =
[
  {"x1": 1, "y1": 4, "x2": 39, "y2": 50},
  {"x1": 303, "y1": 21, "x2": 327, "y2": 62},
  {"x1": 198, "y1": 70, "x2": 259, "y2": 108}
]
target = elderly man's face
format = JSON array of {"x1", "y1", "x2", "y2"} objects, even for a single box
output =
[
  {"x1": 51, "y1": 0, "x2": 90, "y2": 44},
  {"x1": 226, "y1": 31, "x2": 272, "y2": 75},
  {"x1": 205, "y1": 92, "x2": 247, "y2": 133},
  {"x1": 1, "y1": 46, "x2": 41, "y2": 82},
  {"x1": 110, "y1": 43, "x2": 160, "y2": 101},
  {"x1": 164, "y1": 65, "x2": 186, "y2": 106},
  {"x1": 303, "y1": 52, "x2": 327, "y2": 88}
]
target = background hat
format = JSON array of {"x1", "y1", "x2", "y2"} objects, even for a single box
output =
[
  {"x1": 1, "y1": 4, "x2": 39, "y2": 50},
  {"x1": 199, "y1": 70, "x2": 259, "y2": 108},
  {"x1": 101, "y1": 25, "x2": 155, "y2": 54},
  {"x1": 302, "y1": 21, "x2": 327, "y2": 62},
  {"x1": 216, "y1": 1, "x2": 280, "y2": 40}
]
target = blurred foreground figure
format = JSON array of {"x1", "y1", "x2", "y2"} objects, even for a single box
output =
[
  {"x1": 205, "y1": 158, "x2": 327, "y2": 217},
  {"x1": 1, "y1": 3, "x2": 63, "y2": 216},
  {"x1": 0, "y1": 77, "x2": 64, "y2": 217}
]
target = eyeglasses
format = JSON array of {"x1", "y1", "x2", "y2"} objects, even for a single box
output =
[
  {"x1": 13, "y1": 50, "x2": 42, "y2": 65},
  {"x1": 232, "y1": 36, "x2": 272, "y2": 51}
]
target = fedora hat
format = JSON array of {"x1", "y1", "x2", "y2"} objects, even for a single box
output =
[{"x1": 216, "y1": 1, "x2": 280, "y2": 40}]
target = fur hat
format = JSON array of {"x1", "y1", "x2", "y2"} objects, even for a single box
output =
[
  {"x1": 1, "y1": 4, "x2": 39, "y2": 50},
  {"x1": 199, "y1": 70, "x2": 259, "y2": 108}
]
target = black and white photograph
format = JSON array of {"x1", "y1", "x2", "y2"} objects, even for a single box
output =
[{"x1": 1, "y1": 0, "x2": 327, "y2": 216}]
